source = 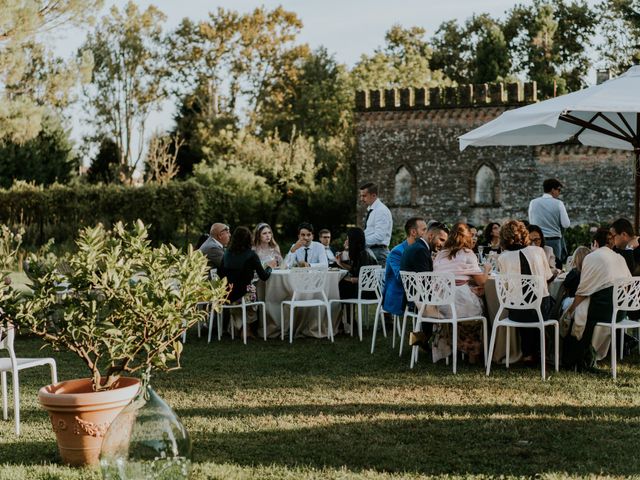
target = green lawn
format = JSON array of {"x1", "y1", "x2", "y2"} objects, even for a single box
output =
[{"x1": 2, "y1": 329, "x2": 640, "y2": 479}]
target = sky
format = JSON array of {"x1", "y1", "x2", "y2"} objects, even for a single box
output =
[{"x1": 53, "y1": 0, "x2": 600, "y2": 157}]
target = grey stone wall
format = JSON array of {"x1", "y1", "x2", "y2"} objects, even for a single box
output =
[{"x1": 355, "y1": 87, "x2": 633, "y2": 229}]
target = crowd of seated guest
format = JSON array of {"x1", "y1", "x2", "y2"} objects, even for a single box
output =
[{"x1": 199, "y1": 214, "x2": 640, "y2": 372}]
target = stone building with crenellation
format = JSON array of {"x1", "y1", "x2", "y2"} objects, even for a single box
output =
[{"x1": 354, "y1": 82, "x2": 633, "y2": 230}]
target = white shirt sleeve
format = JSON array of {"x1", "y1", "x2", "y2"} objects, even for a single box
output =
[
  {"x1": 365, "y1": 201, "x2": 393, "y2": 246},
  {"x1": 310, "y1": 242, "x2": 329, "y2": 268},
  {"x1": 559, "y1": 200, "x2": 570, "y2": 228}
]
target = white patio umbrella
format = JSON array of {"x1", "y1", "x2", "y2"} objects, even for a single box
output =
[{"x1": 459, "y1": 65, "x2": 640, "y2": 230}]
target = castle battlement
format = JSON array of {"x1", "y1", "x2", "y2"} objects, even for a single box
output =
[{"x1": 355, "y1": 81, "x2": 538, "y2": 112}]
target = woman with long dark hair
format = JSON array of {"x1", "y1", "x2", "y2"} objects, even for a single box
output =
[
  {"x1": 219, "y1": 226, "x2": 276, "y2": 337},
  {"x1": 336, "y1": 227, "x2": 378, "y2": 299},
  {"x1": 481, "y1": 222, "x2": 502, "y2": 254}
]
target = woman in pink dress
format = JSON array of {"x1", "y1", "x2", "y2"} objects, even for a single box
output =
[{"x1": 433, "y1": 223, "x2": 492, "y2": 363}]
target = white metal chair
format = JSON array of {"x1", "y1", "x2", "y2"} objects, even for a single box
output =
[
  {"x1": 220, "y1": 294, "x2": 268, "y2": 344},
  {"x1": 212, "y1": 269, "x2": 267, "y2": 344},
  {"x1": 330, "y1": 265, "x2": 384, "y2": 342},
  {"x1": 596, "y1": 277, "x2": 640, "y2": 379},
  {"x1": 372, "y1": 268, "x2": 403, "y2": 354},
  {"x1": 409, "y1": 272, "x2": 488, "y2": 373},
  {"x1": 398, "y1": 271, "x2": 422, "y2": 357},
  {"x1": 183, "y1": 269, "x2": 217, "y2": 343},
  {"x1": 486, "y1": 273, "x2": 559, "y2": 380},
  {"x1": 280, "y1": 269, "x2": 333, "y2": 343},
  {"x1": 0, "y1": 322, "x2": 57, "y2": 435}
]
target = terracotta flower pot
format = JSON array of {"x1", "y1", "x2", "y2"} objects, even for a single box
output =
[{"x1": 38, "y1": 377, "x2": 140, "y2": 466}]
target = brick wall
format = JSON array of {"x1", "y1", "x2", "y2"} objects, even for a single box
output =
[{"x1": 355, "y1": 84, "x2": 633, "y2": 229}]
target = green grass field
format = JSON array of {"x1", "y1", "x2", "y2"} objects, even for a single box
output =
[{"x1": 1, "y1": 329, "x2": 640, "y2": 479}]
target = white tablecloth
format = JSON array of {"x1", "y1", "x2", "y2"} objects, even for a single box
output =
[{"x1": 256, "y1": 269, "x2": 346, "y2": 339}]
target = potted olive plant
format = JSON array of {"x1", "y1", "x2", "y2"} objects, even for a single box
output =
[{"x1": 15, "y1": 221, "x2": 227, "y2": 466}]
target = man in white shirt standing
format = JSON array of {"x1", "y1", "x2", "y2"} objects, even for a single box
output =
[
  {"x1": 360, "y1": 182, "x2": 393, "y2": 267},
  {"x1": 284, "y1": 222, "x2": 329, "y2": 268},
  {"x1": 528, "y1": 178, "x2": 570, "y2": 269}
]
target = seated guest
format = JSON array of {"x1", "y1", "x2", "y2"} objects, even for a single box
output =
[
  {"x1": 284, "y1": 222, "x2": 329, "y2": 268},
  {"x1": 610, "y1": 218, "x2": 640, "y2": 275},
  {"x1": 561, "y1": 246, "x2": 590, "y2": 312},
  {"x1": 564, "y1": 228, "x2": 631, "y2": 370},
  {"x1": 400, "y1": 221, "x2": 449, "y2": 347},
  {"x1": 318, "y1": 228, "x2": 337, "y2": 264},
  {"x1": 382, "y1": 217, "x2": 427, "y2": 317},
  {"x1": 336, "y1": 227, "x2": 378, "y2": 299},
  {"x1": 199, "y1": 222, "x2": 231, "y2": 270},
  {"x1": 527, "y1": 224, "x2": 559, "y2": 276},
  {"x1": 468, "y1": 223, "x2": 479, "y2": 253},
  {"x1": 481, "y1": 222, "x2": 502, "y2": 254},
  {"x1": 433, "y1": 223, "x2": 492, "y2": 364},
  {"x1": 497, "y1": 220, "x2": 553, "y2": 365},
  {"x1": 218, "y1": 227, "x2": 276, "y2": 338},
  {"x1": 253, "y1": 222, "x2": 283, "y2": 267}
]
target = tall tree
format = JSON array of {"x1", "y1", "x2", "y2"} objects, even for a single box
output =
[
  {"x1": 468, "y1": 15, "x2": 511, "y2": 83},
  {"x1": 260, "y1": 48, "x2": 353, "y2": 141},
  {"x1": 597, "y1": 0, "x2": 640, "y2": 74},
  {"x1": 0, "y1": 114, "x2": 77, "y2": 188},
  {"x1": 504, "y1": 0, "x2": 596, "y2": 96},
  {"x1": 351, "y1": 24, "x2": 450, "y2": 90},
  {"x1": 0, "y1": 0, "x2": 101, "y2": 143},
  {"x1": 430, "y1": 20, "x2": 472, "y2": 84},
  {"x1": 80, "y1": 1, "x2": 167, "y2": 178},
  {"x1": 167, "y1": 6, "x2": 309, "y2": 131}
]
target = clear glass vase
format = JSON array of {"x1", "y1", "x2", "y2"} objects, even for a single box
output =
[{"x1": 100, "y1": 381, "x2": 192, "y2": 479}]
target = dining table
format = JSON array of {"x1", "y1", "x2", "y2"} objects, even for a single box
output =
[{"x1": 256, "y1": 268, "x2": 347, "y2": 339}]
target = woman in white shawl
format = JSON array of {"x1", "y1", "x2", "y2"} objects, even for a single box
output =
[
  {"x1": 564, "y1": 228, "x2": 631, "y2": 370},
  {"x1": 433, "y1": 223, "x2": 491, "y2": 363}
]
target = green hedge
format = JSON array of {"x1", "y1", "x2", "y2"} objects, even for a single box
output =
[
  {"x1": 0, "y1": 181, "x2": 356, "y2": 249},
  {"x1": 0, "y1": 182, "x2": 207, "y2": 247}
]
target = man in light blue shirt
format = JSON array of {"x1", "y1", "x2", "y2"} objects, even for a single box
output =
[
  {"x1": 528, "y1": 178, "x2": 570, "y2": 268},
  {"x1": 360, "y1": 182, "x2": 393, "y2": 267},
  {"x1": 284, "y1": 222, "x2": 329, "y2": 268}
]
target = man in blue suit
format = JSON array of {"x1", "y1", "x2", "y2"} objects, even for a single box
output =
[
  {"x1": 382, "y1": 217, "x2": 427, "y2": 316},
  {"x1": 399, "y1": 221, "x2": 449, "y2": 346}
]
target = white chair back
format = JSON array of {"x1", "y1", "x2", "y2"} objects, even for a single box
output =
[
  {"x1": 0, "y1": 322, "x2": 17, "y2": 362},
  {"x1": 495, "y1": 273, "x2": 544, "y2": 310},
  {"x1": 613, "y1": 277, "x2": 640, "y2": 312},
  {"x1": 290, "y1": 268, "x2": 328, "y2": 299},
  {"x1": 358, "y1": 265, "x2": 383, "y2": 299},
  {"x1": 416, "y1": 272, "x2": 456, "y2": 306},
  {"x1": 400, "y1": 271, "x2": 420, "y2": 304}
]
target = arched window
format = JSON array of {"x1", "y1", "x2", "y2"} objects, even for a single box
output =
[
  {"x1": 394, "y1": 166, "x2": 413, "y2": 205},
  {"x1": 474, "y1": 164, "x2": 497, "y2": 205}
]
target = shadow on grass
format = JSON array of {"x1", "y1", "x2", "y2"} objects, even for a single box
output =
[{"x1": 185, "y1": 406, "x2": 640, "y2": 477}]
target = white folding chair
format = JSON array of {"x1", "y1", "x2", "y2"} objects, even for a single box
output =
[
  {"x1": 596, "y1": 277, "x2": 640, "y2": 379},
  {"x1": 486, "y1": 273, "x2": 559, "y2": 380},
  {"x1": 0, "y1": 322, "x2": 57, "y2": 435},
  {"x1": 398, "y1": 271, "x2": 422, "y2": 357},
  {"x1": 409, "y1": 272, "x2": 488, "y2": 373},
  {"x1": 372, "y1": 268, "x2": 401, "y2": 354},
  {"x1": 280, "y1": 269, "x2": 333, "y2": 343},
  {"x1": 183, "y1": 269, "x2": 218, "y2": 343},
  {"x1": 220, "y1": 294, "x2": 268, "y2": 344},
  {"x1": 330, "y1": 265, "x2": 384, "y2": 342}
]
